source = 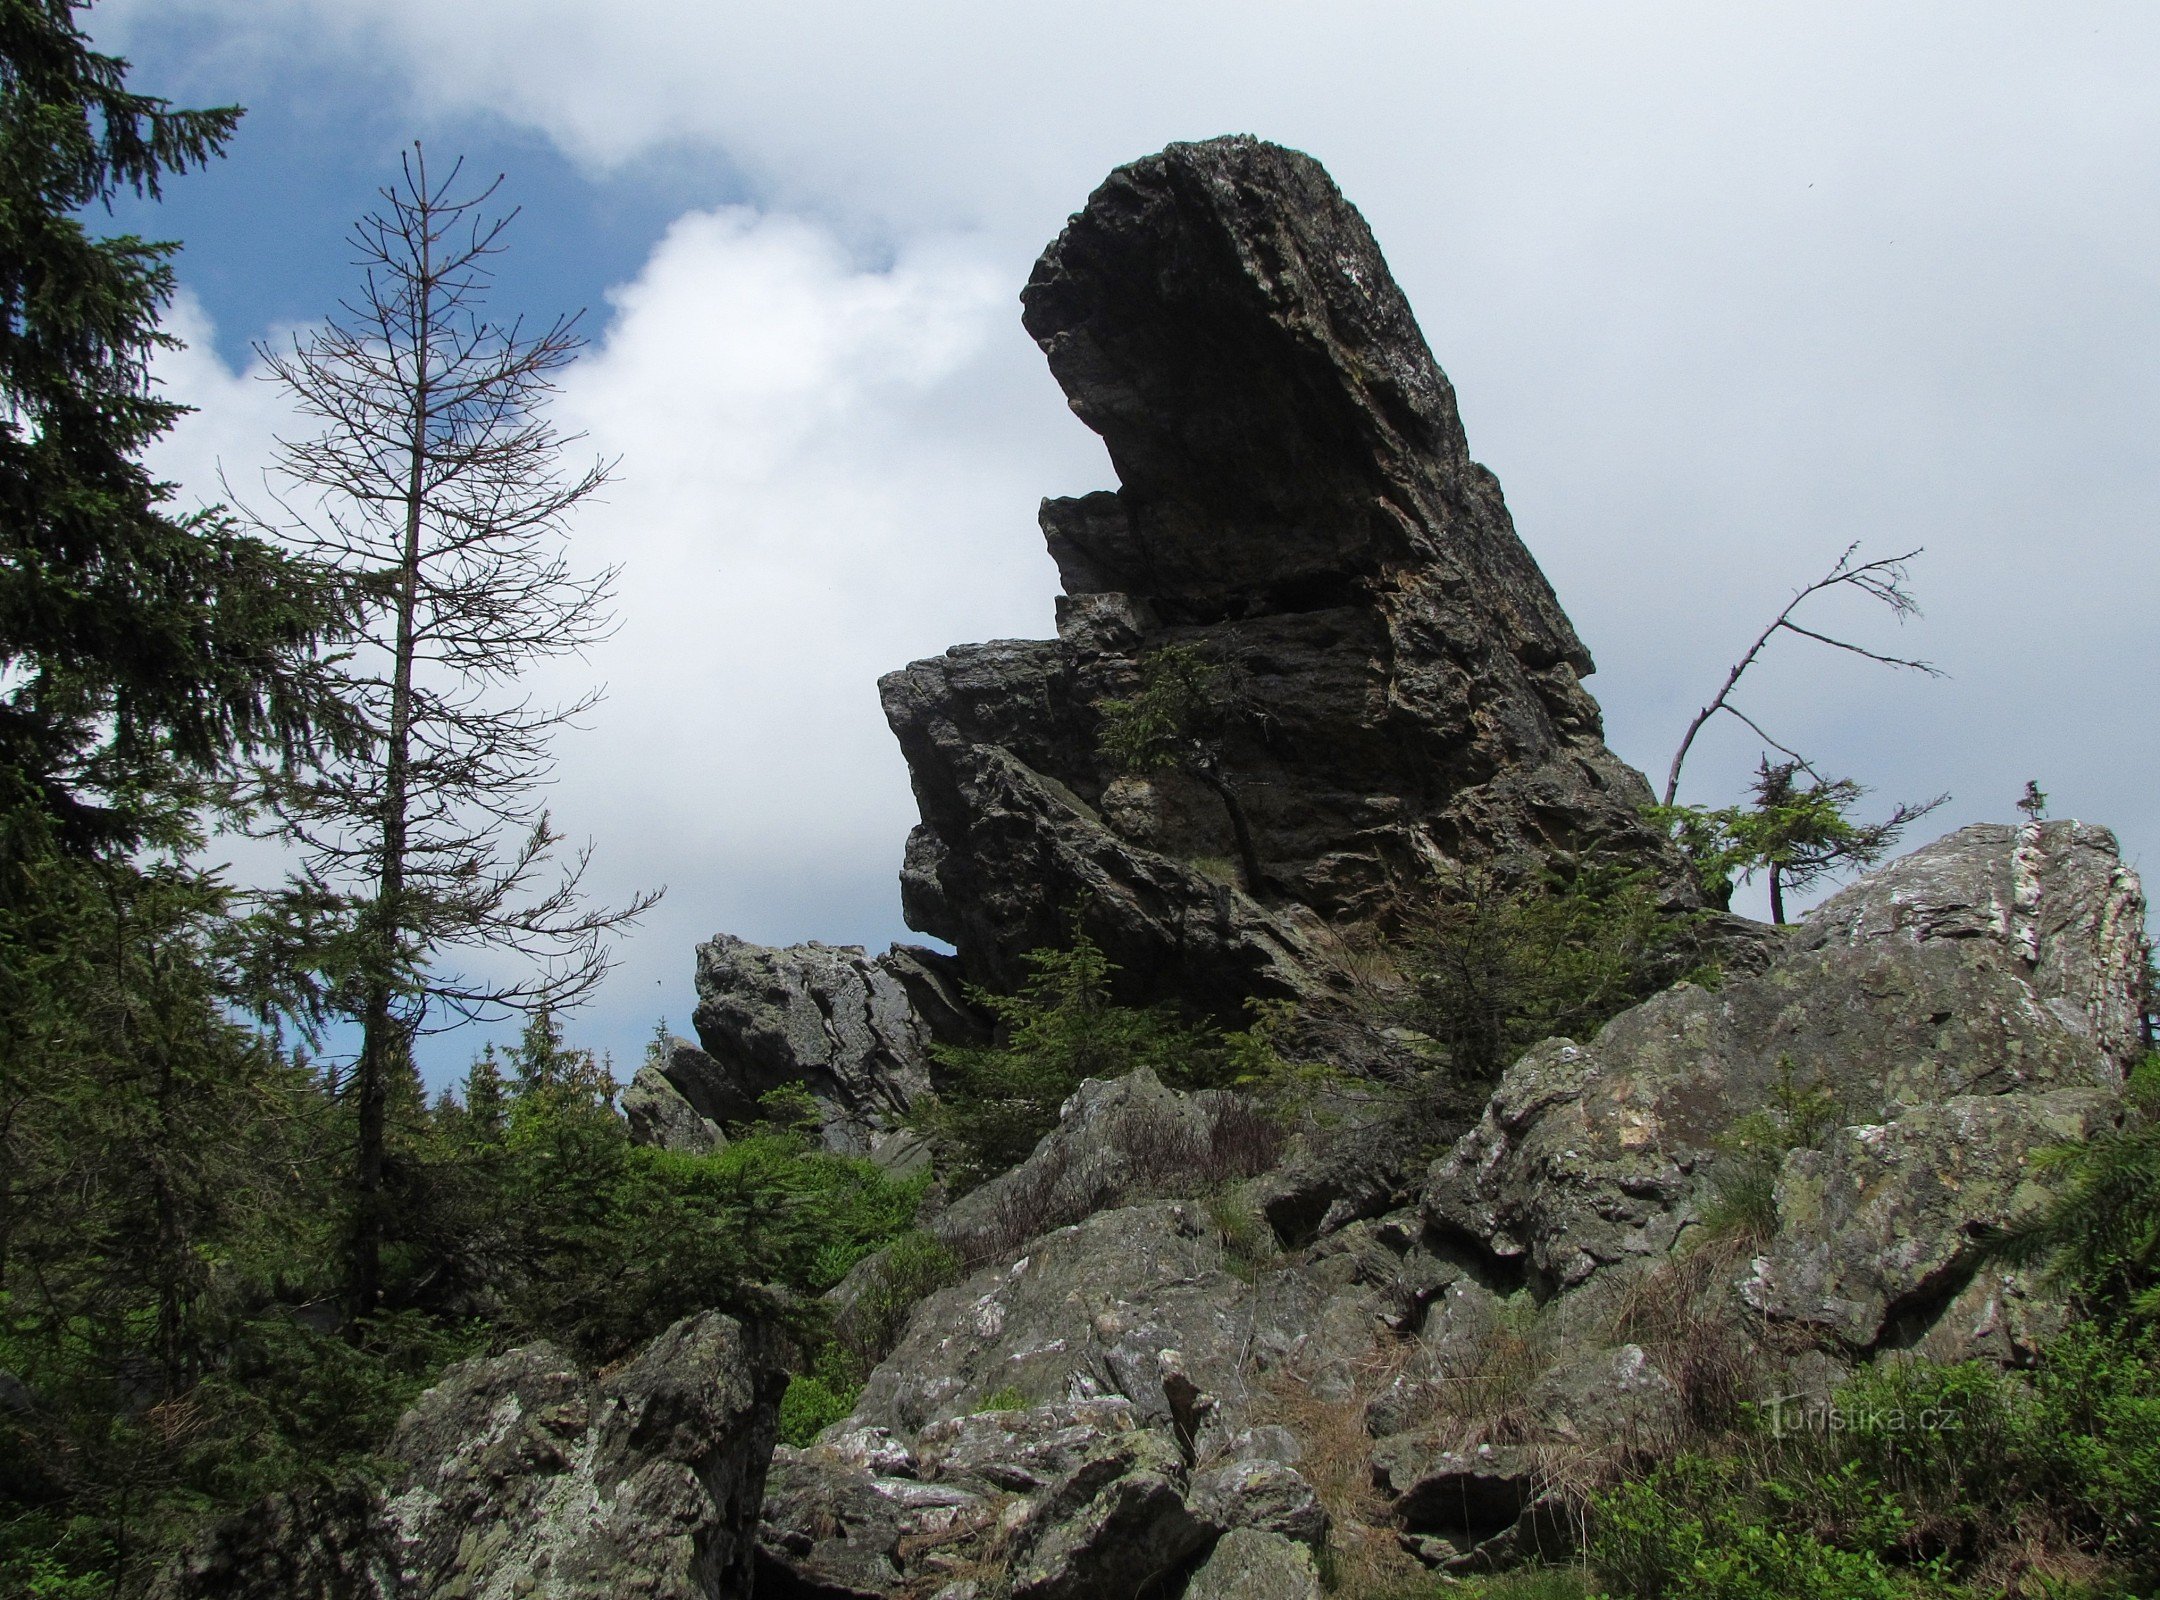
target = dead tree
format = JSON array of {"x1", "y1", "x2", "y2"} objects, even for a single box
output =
[{"x1": 1664, "y1": 543, "x2": 1942, "y2": 806}]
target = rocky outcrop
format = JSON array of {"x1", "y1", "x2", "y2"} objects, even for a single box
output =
[
  {"x1": 882, "y1": 134, "x2": 1698, "y2": 1019},
  {"x1": 664, "y1": 938, "x2": 973, "y2": 1162},
  {"x1": 155, "y1": 1313, "x2": 786, "y2": 1600},
  {"x1": 1422, "y1": 821, "x2": 2140, "y2": 1309},
  {"x1": 767, "y1": 821, "x2": 2143, "y2": 1593}
]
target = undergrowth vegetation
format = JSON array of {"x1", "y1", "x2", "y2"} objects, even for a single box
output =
[
  {"x1": 908, "y1": 918, "x2": 1298, "y2": 1187},
  {"x1": 0, "y1": 1014, "x2": 931, "y2": 1592},
  {"x1": 1399, "y1": 862, "x2": 1711, "y2": 1082}
]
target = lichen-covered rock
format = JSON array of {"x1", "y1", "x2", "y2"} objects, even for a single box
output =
[
  {"x1": 1005, "y1": 1430, "x2": 1206, "y2": 1600},
  {"x1": 690, "y1": 936, "x2": 970, "y2": 1158},
  {"x1": 755, "y1": 1444, "x2": 994, "y2": 1599},
  {"x1": 884, "y1": 134, "x2": 1699, "y2": 1022},
  {"x1": 156, "y1": 1313, "x2": 784, "y2": 1600},
  {"x1": 1796, "y1": 821, "x2": 2147, "y2": 1073},
  {"x1": 854, "y1": 1200, "x2": 1283, "y2": 1442},
  {"x1": 623, "y1": 1060, "x2": 725, "y2": 1154},
  {"x1": 147, "y1": 1486, "x2": 391, "y2": 1600},
  {"x1": 930, "y1": 1067, "x2": 1282, "y2": 1266},
  {"x1": 1185, "y1": 1528, "x2": 1324, "y2": 1600},
  {"x1": 1424, "y1": 822, "x2": 2140, "y2": 1311},
  {"x1": 1369, "y1": 1437, "x2": 1551, "y2": 1561},
  {"x1": 916, "y1": 1397, "x2": 1141, "y2": 1492},
  {"x1": 1188, "y1": 1455, "x2": 1328, "y2": 1547},
  {"x1": 1740, "y1": 1088, "x2": 2118, "y2": 1348}
]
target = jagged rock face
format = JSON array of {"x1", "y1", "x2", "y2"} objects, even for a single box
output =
[
  {"x1": 1422, "y1": 821, "x2": 2142, "y2": 1311},
  {"x1": 767, "y1": 823, "x2": 2144, "y2": 1593},
  {"x1": 683, "y1": 937, "x2": 972, "y2": 1160},
  {"x1": 885, "y1": 135, "x2": 1691, "y2": 1015},
  {"x1": 154, "y1": 1314, "x2": 785, "y2": 1600}
]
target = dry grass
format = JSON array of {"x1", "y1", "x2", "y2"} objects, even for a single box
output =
[
  {"x1": 1252, "y1": 1364, "x2": 1431, "y2": 1597},
  {"x1": 1608, "y1": 1231, "x2": 1794, "y2": 1441}
]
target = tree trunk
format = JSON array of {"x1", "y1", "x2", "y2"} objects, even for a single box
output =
[
  {"x1": 1195, "y1": 757, "x2": 1266, "y2": 898},
  {"x1": 351, "y1": 244, "x2": 433, "y2": 1328},
  {"x1": 1768, "y1": 863, "x2": 1787, "y2": 926}
]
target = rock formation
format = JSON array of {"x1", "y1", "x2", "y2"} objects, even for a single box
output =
[
  {"x1": 758, "y1": 820, "x2": 2145, "y2": 1590},
  {"x1": 154, "y1": 1314, "x2": 785, "y2": 1600},
  {"x1": 163, "y1": 140, "x2": 2153, "y2": 1600},
  {"x1": 883, "y1": 133, "x2": 1696, "y2": 1018}
]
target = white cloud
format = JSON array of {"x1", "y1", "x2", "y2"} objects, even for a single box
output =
[
  {"x1": 150, "y1": 215, "x2": 1107, "y2": 1074},
  {"x1": 124, "y1": 2, "x2": 2160, "y2": 1068}
]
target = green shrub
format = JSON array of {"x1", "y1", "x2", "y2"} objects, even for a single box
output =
[
  {"x1": 1401, "y1": 862, "x2": 1709, "y2": 1083},
  {"x1": 778, "y1": 1373, "x2": 861, "y2": 1447},
  {"x1": 832, "y1": 1229, "x2": 961, "y2": 1373},
  {"x1": 911, "y1": 921, "x2": 1280, "y2": 1186},
  {"x1": 1591, "y1": 1455, "x2": 1915, "y2": 1600},
  {"x1": 1991, "y1": 1054, "x2": 2160, "y2": 1320},
  {"x1": 975, "y1": 1385, "x2": 1028, "y2": 1413},
  {"x1": 1700, "y1": 1057, "x2": 1842, "y2": 1242}
]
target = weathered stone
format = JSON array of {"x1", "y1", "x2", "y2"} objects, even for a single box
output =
[
  {"x1": 1522, "y1": 1342, "x2": 1682, "y2": 1447},
  {"x1": 1185, "y1": 1527, "x2": 1324, "y2": 1600},
  {"x1": 623, "y1": 1061, "x2": 725, "y2": 1154},
  {"x1": 756, "y1": 1445, "x2": 993, "y2": 1599},
  {"x1": 1740, "y1": 1089, "x2": 2118, "y2": 1348},
  {"x1": 691, "y1": 937, "x2": 968, "y2": 1157},
  {"x1": 884, "y1": 135, "x2": 1700, "y2": 1022},
  {"x1": 157, "y1": 1313, "x2": 785, "y2": 1600},
  {"x1": 1189, "y1": 1455, "x2": 1329, "y2": 1547},
  {"x1": 1005, "y1": 1430, "x2": 1206, "y2": 1600},
  {"x1": 1370, "y1": 1436, "x2": 1542, "y2": 1552},
  {"x1": 1797, "y1": 821, "x2": 2147, "y2": 1074},
  {"x1": 1423, "y1": 824, "x2": 2139, "y2": 1300},
  {"x1": 850, "y1": 1198, "x2": 1357, "y2": 1452},
  {"x1": 931, "y1": 1067, "x2": 1281, "y2": 1267},
  {"x1": 148, "y1": 1486, "x2": 391, "y2": 1600},
  {"x1": 916, "y1": 1397, "x2": 1140, "y2": 1493}
]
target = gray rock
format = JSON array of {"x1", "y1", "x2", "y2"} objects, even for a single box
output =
[
  {"x1": 884, "y1": 135, "x2": 1703, "y2": 1024},
  {"x1": 623, "y1": 1061, "x2": 724, "y2": 1154},
  {"x1": 157, "y1": 1313, "x2": 785, "y2": 1599},
  {"x1": 690, "y1": 937, "x2": 968, "y2": 1156},
  {"x1": 1423, "y1": 823, "x2": 2139, "y2": 1303},
  {"x1": 1370, "y1": 1435, "x2": 1569, "y2": 1568},
  {"x1": 1188, "y1": 1455, "x2": 1328, "y2": 1547},
  {"x1": 1740, "y1": 1089, "x2": 2118, "y2": 1348},
  {"x1": 931, "y1": 1067, "x2": 1282, "y2": 1267},
  {"x1": 1523, "y1": 1342, "x2": 1682, "y2": 1447},
  {"x1": 147, "y1": 1486, "x2": 391, "y2": 1600},
  {"x1": 1005, "y1": 1430, "x2": 1207, "y2": 1600},
  {"x1": 850, "y1": 1199, "x2": 1363, "y2": 1451},
  {"x1": 756, "y1": 1444, "x2": 994, "y2": 1599},
  {"x1": 1796, "y1": 821, "x2": 2148, "y2": 1074},
  {"x1": 1185, "y1": 1528, "x2": 1324, "y2": 1600},
  {"x1": 916, "y1": 1397, "x2": 1141, "y2": 1492}
]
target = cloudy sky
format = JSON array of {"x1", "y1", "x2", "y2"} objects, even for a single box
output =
[{"x1": 94, "y1": 1, "x2": 2160, "y2": 1083}]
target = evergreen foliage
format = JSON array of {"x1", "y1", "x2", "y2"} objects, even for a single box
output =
[
  {"x1": 0, "y1": 0, "x2": 348, "y2": 863},
  {"x1": 1400, "y1": 862, "x2": 1705, "y2": 1081},
  {"x1": 1992, "y1": 1054, "x2": 2160, "y2": 1321},
  {"x1": 1649, "y1": 758, "x2": 1941, "y2": 923},
  {"x1": 0, "y1": 1012, "x2": 930, "y2": 1593},
  {"x1": 1095, "y1": 642, "x2": 1269, "y2": 894},
  {"x1": 910, "y1": 918, "x2": 1279, "y2": 1186}
]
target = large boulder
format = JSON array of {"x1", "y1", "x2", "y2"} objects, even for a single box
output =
[
  {"x1": 1423, "y1": 822, "x2": 2141, "y2": 1314},
  {"x1": 686, "y1": 937, "x2": 972, "y2": 1160},
  {"x1": 155, "y1": 1314, "x2": 786, "y2": 1600},
  {"x1": 883, "y1": 134, "x2": 1698, "y2": 1020}
]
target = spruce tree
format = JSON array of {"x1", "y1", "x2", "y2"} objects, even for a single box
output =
[{"x1": 0, "y1": 0, "x2": 348, "y2": 865}]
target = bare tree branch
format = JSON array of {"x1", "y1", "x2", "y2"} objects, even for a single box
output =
[{"x1": 1664, "y1": 543, "x2": 1943, "y2": 806}]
